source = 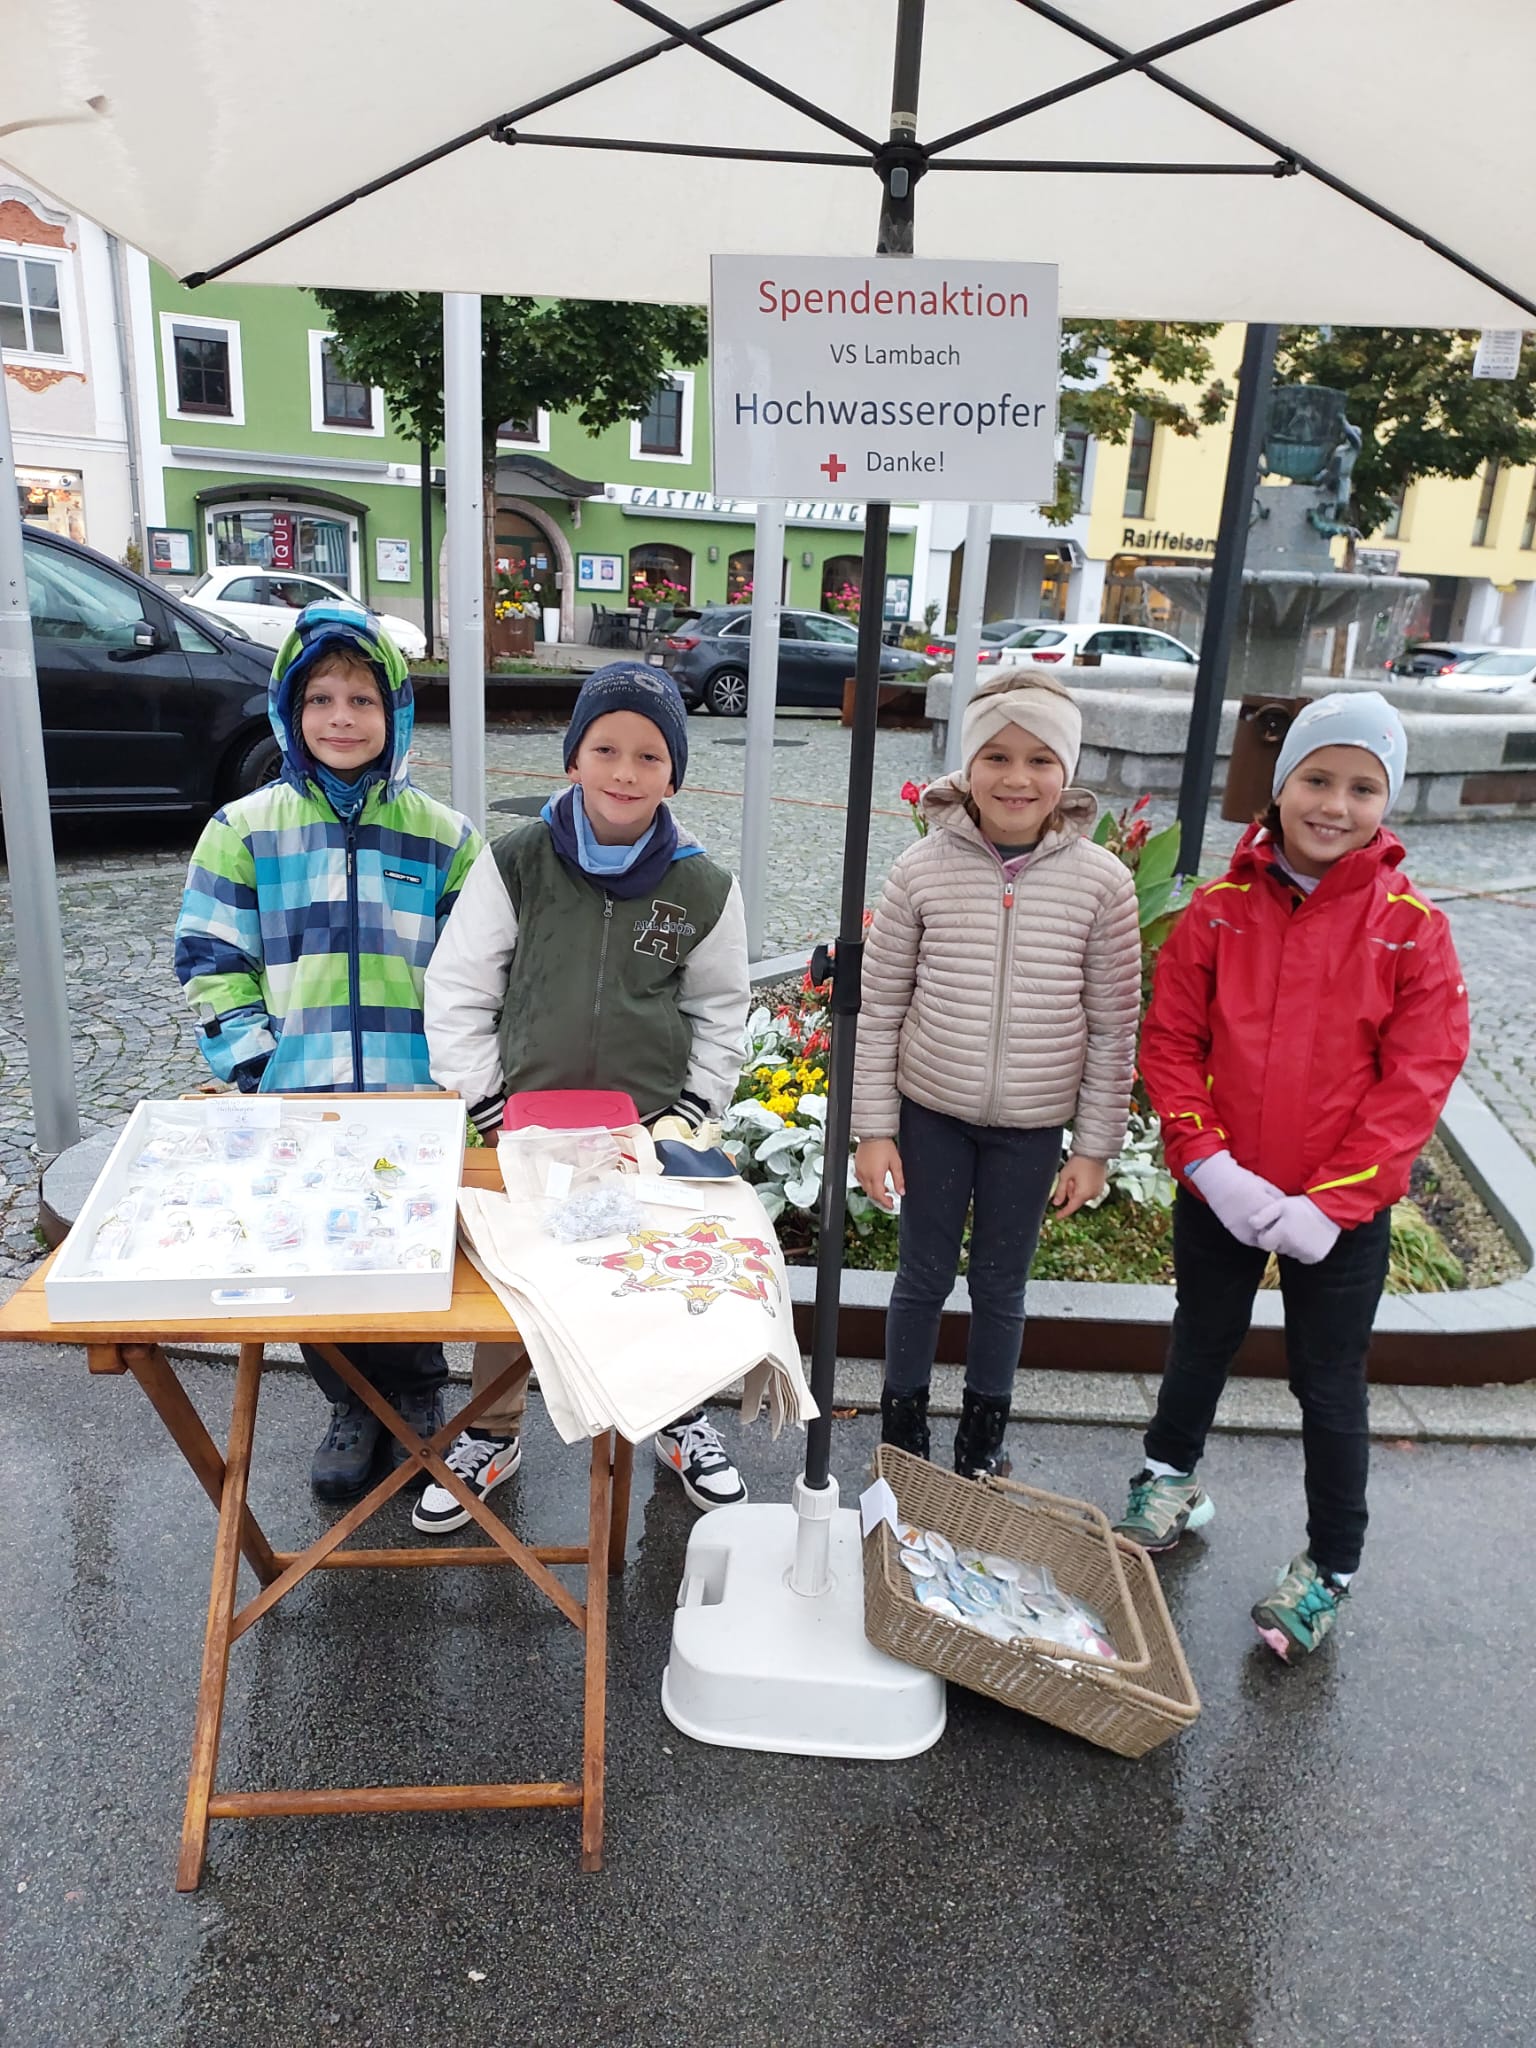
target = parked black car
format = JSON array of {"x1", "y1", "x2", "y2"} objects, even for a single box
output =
[
  {"x1": 18, "y1": 526, "x2": 279, "y2": 813},
  {"x1": 661, "y1": 607, "x2": 928, "y2": 715}
]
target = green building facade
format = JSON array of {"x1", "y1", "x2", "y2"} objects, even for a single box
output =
[{"x1": 147, "y1": 271, "x2": 915, "y2": 640}]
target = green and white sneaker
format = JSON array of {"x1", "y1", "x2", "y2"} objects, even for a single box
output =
[
  {"x1": 1252, "y1": 1553, "x2": 1348, "y2": 1662},
  {"x1": 1112, "y1": 1469, "x2": 1215, "y2": 1554}
]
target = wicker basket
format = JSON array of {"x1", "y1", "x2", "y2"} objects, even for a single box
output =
[{"x1": 864, "y1": 1447, "x2": 1201, "y2": 1757}]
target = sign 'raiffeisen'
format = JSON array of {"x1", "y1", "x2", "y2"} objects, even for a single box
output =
[{"x1": 710, "y1": 254, "x2": 1060, "y2": 504}]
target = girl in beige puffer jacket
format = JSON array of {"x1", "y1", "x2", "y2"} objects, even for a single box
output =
[{"x1": 852, "y1": 668, "x2": 1141, "y2": 1478}]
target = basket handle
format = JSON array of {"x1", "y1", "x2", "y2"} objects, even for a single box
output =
[{"x1": 978, "y1": 1474, "x2": 1152, "y2": 1672}]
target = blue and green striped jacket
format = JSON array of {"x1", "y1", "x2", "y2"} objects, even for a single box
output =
[{"x1": 174, "y1": 604, "x2": 481, "y2": 1093}]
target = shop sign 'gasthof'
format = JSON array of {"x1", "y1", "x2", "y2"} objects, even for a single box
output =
[{"x1": 710, "y1": 254, "x2": 1060, "y2": 504}]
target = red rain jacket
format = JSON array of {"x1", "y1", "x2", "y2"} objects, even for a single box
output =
[{"x1": 1142, "y1": 824, "x2": 1470, "y2": 1228}]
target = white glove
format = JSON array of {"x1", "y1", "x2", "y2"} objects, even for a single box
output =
[
  {"x1": 1252, "y1": 1193, "x2": 1341, "y2": 1265},
  {"x1": 1187, "y1": 1151, "x2": 1287, "y2": 1248}
]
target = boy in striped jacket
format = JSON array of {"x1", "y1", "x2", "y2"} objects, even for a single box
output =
[{"x1": 175, "y1": 602, "x2": 480, "y2": 1500}]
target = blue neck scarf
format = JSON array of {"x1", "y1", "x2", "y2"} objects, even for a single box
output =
[
  {"x1": 313, "y1": 760, "x2": 384, "y2": 820},
  {"x1": 542, "y1": 787, "x2": 692, "y2": 898}
]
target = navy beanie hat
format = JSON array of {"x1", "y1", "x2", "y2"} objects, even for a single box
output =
[{"x1": 562, "y1": 661, "x2": 690, "y2": 790}]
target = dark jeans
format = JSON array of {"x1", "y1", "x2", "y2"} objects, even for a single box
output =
[
  {"x1": 301, "y1": 1342, "x2": 448, "y2": 1408},
  {"x1": 884, "y1": 1095, "x2": 1062, "y2": 1402},
  {"x1": 1145, "y1": 1190, "x2": 1392, "y2": 1577}
]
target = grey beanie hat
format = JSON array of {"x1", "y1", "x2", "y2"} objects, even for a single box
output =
[
  {"x1": 563, "y1": 660, "x2": 689, "y2": 789},
  {"x1": 1272, "y1": 690, "x2": 1407, "y2": 813}
]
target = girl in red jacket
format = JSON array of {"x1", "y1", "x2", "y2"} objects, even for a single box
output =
[{"x1": 1115, "y1": 692, "x2": 1469, "y2": 1660}]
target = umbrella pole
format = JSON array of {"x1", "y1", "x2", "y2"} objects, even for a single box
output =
[
  {"x1": 1175, "y1": 321, "x2": 1278, "y2": 873},
  {"x1": 444, "y1": 292, "x2": 486, "y2": 832},
  {"x1": 794, "y1": 0, "x2": 927, "y2": 1577},
  {"x1": 662, "y1": 0, "x2": 943, "y2": 1757},
  {"x1": 0, "y1": 363, "x2": 81, "y2": 1155}
]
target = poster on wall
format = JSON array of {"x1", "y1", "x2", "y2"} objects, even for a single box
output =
[
  {"x1": 270, "y1": 511, "x2": 294, "y2": 571},
  {"x1": 577, "y1": 553, "x2": 624, "y2": 592},
  {"x1": 147, "y1": 527, "x2": 195, "y2": 575},
  {"x1": 375, "y1": 538, "x2": 411, "y2": 583}
]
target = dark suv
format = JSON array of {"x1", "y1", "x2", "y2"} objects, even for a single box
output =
[
  {"x1": 19, "y1": 526, "x2": 279, "y2": 813},
  {"x1": 662, "y1": 606, "x2": 928, "y2": 716}
]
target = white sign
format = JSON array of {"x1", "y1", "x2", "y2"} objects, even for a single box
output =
[
  {"x1": 1473, "y1": 330, "x2": 1524, "y2": 380},
  {"x1": 375, "y1": 537, "x2": 411, "y2": 582},
  {"x1": 603, "y1": 483, "x2": 918, "y2": 531},
  {"x1": 710, "y1": 254, "x2": 1060, "y2": 504}
]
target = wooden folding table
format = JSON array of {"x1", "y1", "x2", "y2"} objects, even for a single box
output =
[{"x1": 0, "y1": 1150, "x2": 634, "y2": 1889}]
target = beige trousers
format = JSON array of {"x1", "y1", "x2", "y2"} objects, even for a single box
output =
[{"x1": 467, "y1": 1342, "x2": 532, "y2": 1435}]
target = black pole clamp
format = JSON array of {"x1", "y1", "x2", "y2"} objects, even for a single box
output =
[{"x1": 810, "y1": 937, "x2": 865, "y2": 1018}]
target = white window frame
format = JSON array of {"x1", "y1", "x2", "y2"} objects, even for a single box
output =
[
  {"x1": 0, "y1": 240, "x2": 81, "y2": 373},
  {"x1": 629, "y1": 370, "x2": 695, "y2": 467},
  {"x1": 496, "y1": 407, "x2": 552, "y2": 453},
  {"x1": 307, "y1": 329, "x2": 386, "y2": 438},
  {"x1": 161, "y1": 311, "x2": 245, "y2": 426},
  {"x1": 203, "y1": 499, "x2": 361, "y2": 595}
]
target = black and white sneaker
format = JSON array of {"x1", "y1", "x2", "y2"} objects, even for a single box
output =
[
  {"x1": 411, "y1": 1428, "x2": 522, "y2": 1534},
  {"x1": 653, "y1": 1410, "x2": 747, "y2": 1512}
]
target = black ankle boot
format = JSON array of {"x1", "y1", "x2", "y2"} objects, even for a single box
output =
[
  {"x1": 954, "y1": 1389, "x2": 1012, "y2": 1479},
  {"x1": 880, "y1": 1386, "x2": 931, "y2": 1461}
]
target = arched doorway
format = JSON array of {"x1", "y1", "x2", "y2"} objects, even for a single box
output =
[
  {"x1": 487, "y1": 495, "x2": 577, "y2": 640},
  {"x1": 727, "y1": 549, "x2": 789, "y2": 605},
  {"x1": 629, "y1": 541, "x2": 692, "y2": 609},
  {"x1": 821, "y1": 553, "x2": 863, "y2": 618}
]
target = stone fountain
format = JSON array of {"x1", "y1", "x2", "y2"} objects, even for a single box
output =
[{"x1": 1138, "y1": 385, "x2": 1428, "y2": 694}]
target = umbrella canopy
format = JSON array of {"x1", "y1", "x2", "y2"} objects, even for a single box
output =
[{"x1": 4, "y1": 0, "x2": 1536, "y2": 322}]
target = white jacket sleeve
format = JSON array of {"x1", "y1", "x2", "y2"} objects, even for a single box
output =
[
  {"x1": 852, "y1": 856, "x2": 921, "y2": 1139},
  {"x1": 675, "y1": 876, "x2": 750, "y2": 1120},
  {"x1": 424, "y1": 843, "x2": 519, "y2": 1130}
]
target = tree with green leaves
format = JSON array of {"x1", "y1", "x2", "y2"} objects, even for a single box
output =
[
  {"x1": 1043, "y1": 321, "x2": 1232, "y2": 523},
  {"x1": 1274, "y1": 327, "x2": 1536, "y2": 539},
  {"x1": 313, "y1": 290, "x2": 708, "y2": 601}
]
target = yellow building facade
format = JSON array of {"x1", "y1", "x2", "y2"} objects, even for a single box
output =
[{"x1": 1082, "y1": 324, "x2": 1536, "y2": 652}]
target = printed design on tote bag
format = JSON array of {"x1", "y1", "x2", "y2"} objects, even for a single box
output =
[{"x1": 581, "y1": 1217, "x2": 780, "y2": 1316}]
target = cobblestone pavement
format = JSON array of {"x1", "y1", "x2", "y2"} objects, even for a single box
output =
[{"x1": 3, "y1": 710, "x2": 1534, "y2": 1273}]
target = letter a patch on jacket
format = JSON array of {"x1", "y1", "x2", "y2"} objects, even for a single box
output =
[{"x1": 633, "y1": 898, "x2": 695, "y2": 963}]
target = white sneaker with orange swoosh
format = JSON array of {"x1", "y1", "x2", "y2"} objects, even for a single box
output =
[
  {"x1": 412, "y1": 1428, "x2": 522, "y2": 1534},
  {"x1": 653, "y1": 1410, "x2": 747, "y2": 1512}
]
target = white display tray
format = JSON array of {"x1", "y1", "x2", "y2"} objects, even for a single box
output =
[{"x1": 46, "y1": 1095, "x2": 465, "y2": 1324}]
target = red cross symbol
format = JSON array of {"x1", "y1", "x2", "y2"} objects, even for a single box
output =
[{"x1": 820, "y1": 452, "x2": 847, "y2": 483}]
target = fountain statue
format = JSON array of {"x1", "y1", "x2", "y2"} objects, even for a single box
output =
[{"x1": 1137, "y1": 384, "x2": 1428, "y2": 695}]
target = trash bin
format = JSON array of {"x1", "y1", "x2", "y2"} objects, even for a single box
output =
[{"x1": 1222, "y1": 695, "x2": 1309, "y2": 823}]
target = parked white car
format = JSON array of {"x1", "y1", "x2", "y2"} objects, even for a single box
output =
[
  {"x1": 1434, "y1": 649, "x2": 1536, "y2": 697},
  {"x1": 185, "y1": 567, "x2": 428, "y2": 659},
  {"x1": 996, "y1": 621, "x2": 1199, "y2": 681}
]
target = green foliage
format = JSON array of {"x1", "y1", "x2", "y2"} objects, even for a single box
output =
[
  {"x1": 1275, "y1": 327, "x2": 1536, "y2": 538},
  {"x1": 312, "y1": 291, "x2": 708, "y2": 465},
  {"x1": 1039, "y1": 321, "x2": 1231, "y2": 524}
]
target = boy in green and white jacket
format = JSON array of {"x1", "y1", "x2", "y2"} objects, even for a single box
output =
[
  {"x1": 175, "y1": 601, "x2": 480, "y2": 1499},
  {"x1": 421, "y1": 662, "x2": 751, "y2": 1527}
]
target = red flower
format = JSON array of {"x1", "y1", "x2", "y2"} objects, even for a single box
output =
[
  {"x1": 1131, "y1": 794, "x2": 1151, "y2": 814},
  {"x1": 900, "y1": 779, "x2": 928, "y2": 806}
]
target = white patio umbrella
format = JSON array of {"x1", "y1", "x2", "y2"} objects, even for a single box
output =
[{"x1": 6, "y1": 0, "x2": 1536, "y2": 1750}]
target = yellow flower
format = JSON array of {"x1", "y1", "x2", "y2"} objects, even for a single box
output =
[{"x1": 772, "y1": 1068, "x2": 792, "y2": 1090}]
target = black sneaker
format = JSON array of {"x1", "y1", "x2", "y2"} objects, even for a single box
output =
[
  {"x1": 389, "y1": 1384, "x2": 447, "y2": 1473},
  {"x1": 311, "y1": 1396, "x2": 384, "y2": 1502}
]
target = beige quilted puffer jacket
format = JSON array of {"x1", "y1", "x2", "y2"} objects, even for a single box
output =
[{"x1": 852, "y1": 778, "x2": 1141, "y2": 1157}]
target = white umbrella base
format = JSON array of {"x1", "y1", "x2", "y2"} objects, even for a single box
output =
[{"x1": 661, "y1": 1493, "x2": 945, "y2": 1760}]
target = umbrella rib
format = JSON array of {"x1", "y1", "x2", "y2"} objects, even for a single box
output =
[
  {"x1": 1009, "y1": 0, "x2": 1536, "y2": 320},
  {"x1": 503, "y1": 133, "x2": 870, "y2": 168},
  {"x1": 180, "y1": 0, "x2": 786, "y2": 285},
  {"x1": 928, "y1": 158, "x2": 1289, "y2": 176},
  {"x1": 926, "y1": 0, "x2": 1295, "y2": 157},
  {"x1": 608, "y1": 0, "x2": 883, "y2": 154}
]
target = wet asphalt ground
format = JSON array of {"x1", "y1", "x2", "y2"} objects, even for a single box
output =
[{"x1": 3, "y1": 1348, "x2": 1532, "y2": 2048}]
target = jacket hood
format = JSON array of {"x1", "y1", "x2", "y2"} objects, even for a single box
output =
[
  {"x1": 269, "y1": 601, "x2": 414, "y2": 799},
  {"x1": 920, "y1": 770, "x2": 1098, "y2": 852},
  {"x1": 1227, "y1": 819, "x2": 1406, "y2": 896}
]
